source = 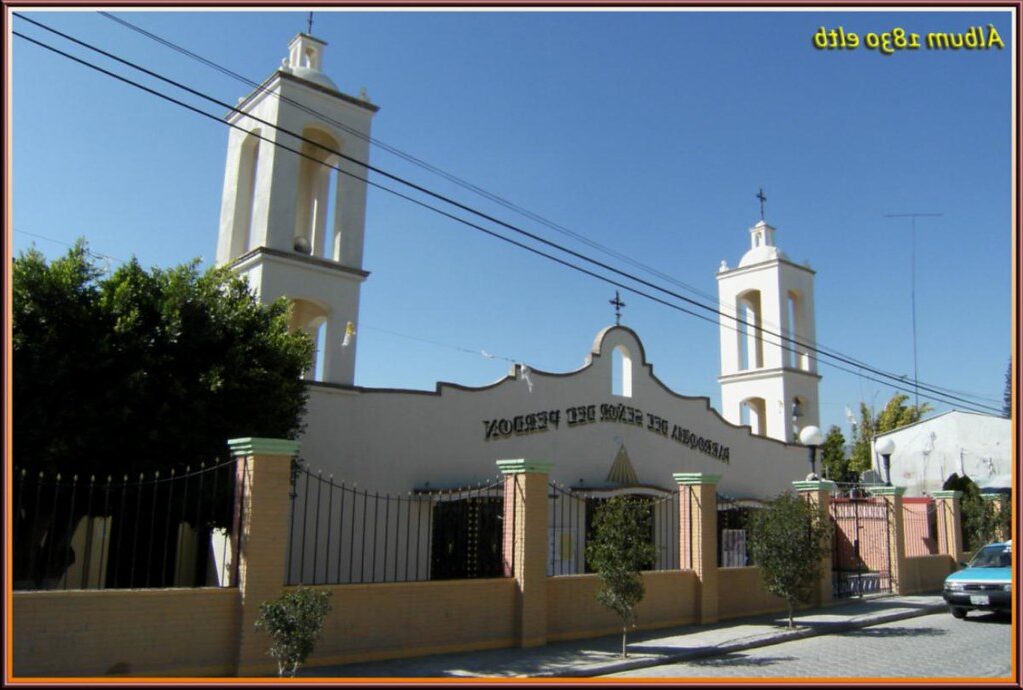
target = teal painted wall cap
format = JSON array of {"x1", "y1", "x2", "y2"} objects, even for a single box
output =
[
  {"x1": 672, "y1": 473, "x2": 721, "y2": 486},
  {"x1": 932, "y1": 490, "x2": 962, "y2": 499},
  {"x1": 496, "y1": 459, "x2": 553, "y2": 475},
  {"x1": 868, "y1": 486, "x2": 907, "y2": 497},
  {"x1": 792, "y1": 480, "x2": 837, "y2": 492},
  {"x1": 227, "y1": 437, "x2": 301, "y2": 457}
]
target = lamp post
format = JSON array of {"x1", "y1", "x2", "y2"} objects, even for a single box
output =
[
  {"x1": 875, "y1": 437, "x2": 896, "y2": 486},
  {"x1": 799, "y1": 425, "x2": 824, "y2": 480},
  {"x1": 791, "y1": 399, "x2": 804, "y2": 443}
]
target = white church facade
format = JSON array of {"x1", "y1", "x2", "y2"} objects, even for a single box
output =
[{"x1": 215, "y1": 32, "x2": 823, "y2": 507}]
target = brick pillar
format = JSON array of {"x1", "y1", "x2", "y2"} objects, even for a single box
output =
[
  {"x1": 932, "y1": 490, "x2": 965, "y2": 564},
  {"x1": 982, "y1": 494, "x2": 1009, "y2": 542},
  {"x1": 228, "y1": 437, "x2": 301, "y2": 677},
  {"x1": 496, "y1": 459, "x2": 552, "y2": 648},
  {"x1": 869, "y1": 486, "x2": 909, "y2": 595},
  {"x1": 793, "y1": 480, "x2": 836, "y2": 607},
  {"x1": 673, "y1": 473, "x2": 720, "y2": 625}
]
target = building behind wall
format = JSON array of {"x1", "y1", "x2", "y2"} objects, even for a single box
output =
[{"x1": 873, "y1": 410, "x2": 1011, "y2": 497}]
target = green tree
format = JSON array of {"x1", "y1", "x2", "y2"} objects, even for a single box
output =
[
  {"x1": 13, "y1": 241, "x2": 313, "y2": 584},
  {"x1": 746, "y1": 492, "x2": 831, "y2": 629},
  {"x1": 585, "y1": 496, "x2": 657, "y2": 657},
  {"x1": 942, "y1": 475, "x2": 1011, "y2": 555},
  {"x1": 255, "y1": 587, "x2": 333, "y2": 677},
  {"x1": 819, "y1": 425, "x2": 848, "y2": 482},
  {"x1": 849, "y1": 394, "x2": 933, "y2": 476}
]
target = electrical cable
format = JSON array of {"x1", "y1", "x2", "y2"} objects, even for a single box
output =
[{"x1": 11, "y1": 25, "x2": 1004, "y2": 416}]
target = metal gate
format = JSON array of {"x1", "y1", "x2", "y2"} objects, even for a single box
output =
[{"x1": 829, "y1": 491, "x2": 893, "y2": 598}]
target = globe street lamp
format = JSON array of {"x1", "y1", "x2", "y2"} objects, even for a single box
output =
[
  {"x1": 799, "y1": 425, "x2": 824, "y2": 480},
  {"x1": 875, "y1": 437, "x2": 896, "y2": 486}
]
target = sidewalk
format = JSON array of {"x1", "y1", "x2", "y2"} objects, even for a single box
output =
[{"x1": 299, "y1": 593, "x2": 948, "y2": 679}]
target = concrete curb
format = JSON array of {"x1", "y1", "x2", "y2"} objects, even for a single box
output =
[{"x1": 529, "y1": 602, "x2": 948, "y2": 678}]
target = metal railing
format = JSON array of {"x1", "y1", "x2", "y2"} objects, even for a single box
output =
[
  {"x1": 286, "y1": 467, "x2": 507, "y2": 585},
  {"x1": 716, "y1": 493, "x2": 762, "y2": 568},
  {"x1": 13, "y1": 459, "x2": 239, "y2": 591},
  {"x1": 547, "y1": 483, "x2": 679, "y2": 576}
]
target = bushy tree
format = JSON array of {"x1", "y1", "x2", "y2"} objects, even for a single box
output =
[
  {"x1": 13, "y1": 241, "x2": 313, "y2": 585},
  {"x1": 255, "y1": 587, "x2": 332, "y2": 677},
  {"x1": 943, "y1": 474, "x2": 1011, "y2": 554},
  {"x1": 819, "y1": 425, "x2": 848, "y2": 482},
  {"x1": 746, "y1": 492, "x2": 831, "y2": 629},
  {"x1": 585, "y1": 496, "x2": 657, "y2": 657},
  {"x1": 849, "y1": 394, "x2": 932, "y2": 476}
]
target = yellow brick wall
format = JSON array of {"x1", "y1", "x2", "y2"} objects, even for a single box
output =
[
  {"x1": 545, "y1": 570, "x2": 696, "y2": 641},
  {"x1": 13, "y1": 588, "x2": 240, "y2": 678},
  {"x1": 900, "y1": 554, "x2": 954, "y2": 594},
  {"x1": 302, "y1": 577, "x2": 517, "y2": 668},
  {"x1": 717, "y1": 567, "x2": 789, "y2": 620}
]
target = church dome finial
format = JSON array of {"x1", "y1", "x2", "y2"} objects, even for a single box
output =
[{"x1": 284, "y1": 32, "x2": 339, "y2": 91}]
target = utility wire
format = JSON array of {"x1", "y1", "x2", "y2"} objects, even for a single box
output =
[
  {"x1": 12, "y1": 25, "x2": 1004, "y2": 416},
  {"x1": 20, "y1": 13, "x2": 915, "y2": 392}
]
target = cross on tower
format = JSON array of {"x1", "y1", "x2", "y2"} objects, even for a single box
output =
[
  {"x1": 307, "y1": 11, "x2": 314, "y2": 34},
  {"x1": 610, "y1": 291, "x2": 626, "y2": 326},
  {"x1": 756, "y1": 188, "x2": 767, "y2": 221}
]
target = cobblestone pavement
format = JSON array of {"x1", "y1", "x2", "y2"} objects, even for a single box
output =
[{"x1": 609, "y1": 611, "x2": 1014, "y2": 679}]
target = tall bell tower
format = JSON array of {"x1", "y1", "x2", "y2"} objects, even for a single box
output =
[
  {"x1": 716, "y1": 215, "x2": 821, "y2": 443},
  {"x1": 215, "y1": 32, "x2": 378, "y2": 385}
]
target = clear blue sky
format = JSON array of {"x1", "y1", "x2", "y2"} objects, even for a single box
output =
[{"x1": 10, "y1": 8, "x2": 1015, "y2": 439}]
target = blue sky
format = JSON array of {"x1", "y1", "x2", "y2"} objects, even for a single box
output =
[{"x1": 9, "y1": 8, "x2": 1015, "y2": 439}]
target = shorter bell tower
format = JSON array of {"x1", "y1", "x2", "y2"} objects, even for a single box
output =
[
  {"x1": 717, "y1": 215, "x2": 821, "y2": 443},
  {"x1": 215, "y1": 32, "x2": 379, "y2": 385}
]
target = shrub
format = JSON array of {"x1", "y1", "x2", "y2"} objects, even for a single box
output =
[{"x1": 254, "y1": 587, "x2": 332, "y2": 677}]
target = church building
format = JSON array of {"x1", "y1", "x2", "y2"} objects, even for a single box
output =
[{"x1": 214, "y1": 33, "x2": 825, "y2": 580}]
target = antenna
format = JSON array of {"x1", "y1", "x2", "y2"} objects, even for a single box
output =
[{"x1": 884, "y1": 212, "x2": 943, "y2": 411}]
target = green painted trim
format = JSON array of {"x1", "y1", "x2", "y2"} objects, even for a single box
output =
[
  {"x1": 792, "y1": 480, "x2": 837, "y2": 492},
  {"x1": 495, "y1": 459, "x2": 553, "y2": 475},
  {"x1": 672, "y1": 473, "x2": 722, "y2": 486},
  {"x1": 931, "y1": 490, "x2": 962, "y2": 500},
  {"x1": 227, "y1": 437, "x2": 301, "y2": 457},
  {"x1": 867, "y1": 486, "x2": 907, "y2": 497}
]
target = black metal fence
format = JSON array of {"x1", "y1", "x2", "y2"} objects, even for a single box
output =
[
  {"x1": 903, "y1": 500, "x2": 939, "y2": 556},
  {"x1": 13, "y1": 460, "x2": 240, "y2": 591},
  {"x1": 829, "y1": 487, "x2": 893, "y2": 598},
  {"x1": 716, "y1": 494, "x2": 763, "y2": 568},
  {"x1": 286, "y1": 467, "x2": 507, "y2": 585},
  {"x1": 546, "y1": 483, "x2": 679, "y2": 576}
]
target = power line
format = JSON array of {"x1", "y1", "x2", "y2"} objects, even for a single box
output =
[
  {"x1": 12, "y1": 25, "x2": 1004, "y2": 416},
  {"x1": 20, "y1": 13, "x2": 923, "y2": 393}
]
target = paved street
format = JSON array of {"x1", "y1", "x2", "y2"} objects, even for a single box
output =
[{"x1": 608, "y1": 611, "x2": 1013, "y2": 679}]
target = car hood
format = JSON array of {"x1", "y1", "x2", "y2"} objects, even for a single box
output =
[{"x1": 945, "y1": 567, "x2": 1012, "y2": 584}]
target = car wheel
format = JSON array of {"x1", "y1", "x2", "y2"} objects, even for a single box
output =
[{"x1": 951, "y1": 607, "x2": 968, "y2": 619}]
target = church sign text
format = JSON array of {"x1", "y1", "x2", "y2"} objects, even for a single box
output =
[{"x1": 482, "y1": 402, "x2": 730, "y2": 463}]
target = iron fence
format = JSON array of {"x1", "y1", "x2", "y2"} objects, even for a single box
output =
[
  {"x1": 286, "y1": 467, "x2": 506, "y2": 585},
  {"x1": 13, "y1": 459, "x2": 240, "y2": 591},
  {"x1": 546, "y1": 483, "x2": 679, "y2": 576},
  {"x1": 716, "y1": 494, "x2": 763, "y2": 568}
]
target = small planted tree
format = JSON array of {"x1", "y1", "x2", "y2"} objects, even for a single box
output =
[
  {"x1": 254, "y1": 587, "x2": 332, "y2": 677},
  {"x1": 746, "y1": 491, "x2": 831, "y2": 629},
  {"x1": 585, "y1": 496, "x2": 657, "y2": 657}
]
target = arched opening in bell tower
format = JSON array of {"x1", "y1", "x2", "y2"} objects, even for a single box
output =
[
  {"x1": 736, "y1": 290, "x2": 764, "y2": 371},
  {"x1": 739, "y1": 397, "x2": 767, "y2": 437},
  {"x1": 288, "y1": 298, "x2": 330, "y2": 381},
  {"x1": 293, "y1": 127, "x2": 342, "y2": 260},
  {"x1": 786, "y1": 290, "x2": 810, "y2": 371},
  {"x1": 229, "y1": 128, "x2": 261, "y2": 259}
]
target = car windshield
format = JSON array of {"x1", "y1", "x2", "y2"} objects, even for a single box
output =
[{"x1": 969, "y1": 545, "x2": 1011, "y2": 568}]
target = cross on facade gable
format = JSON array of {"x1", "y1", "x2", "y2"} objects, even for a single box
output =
[{"x1": 610, "y1": 291, "x2": 626, "y2": 326}]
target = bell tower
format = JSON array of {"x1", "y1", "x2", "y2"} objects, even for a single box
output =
[
  {"x1": 215, "y1": 32, "x2": 378, "y2": 385},
  {"x1": 716, "y1": 217, "x2": 821, "y2": 443}
]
